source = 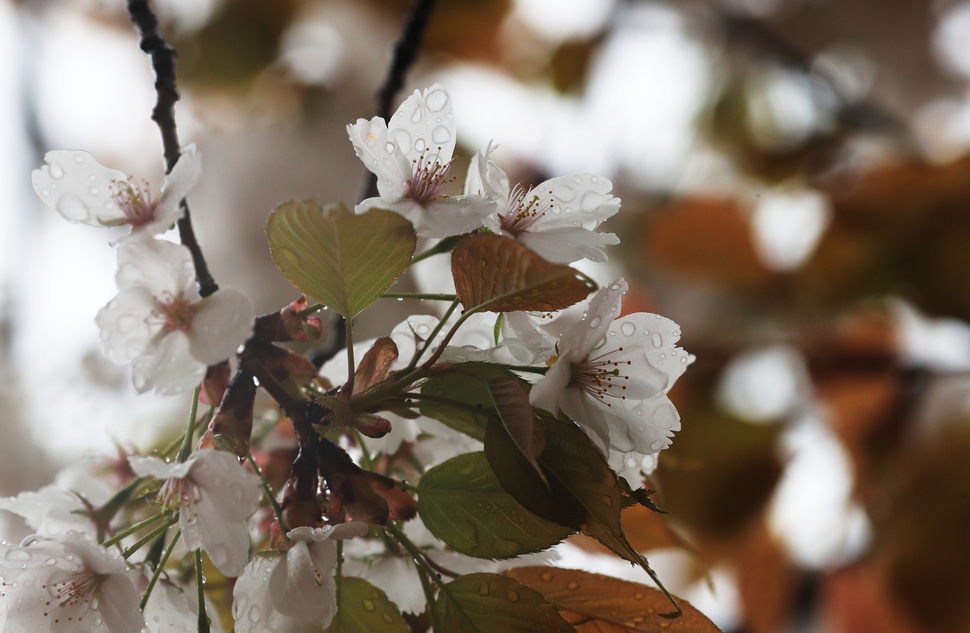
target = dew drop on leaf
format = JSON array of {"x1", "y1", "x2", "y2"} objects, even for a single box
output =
[
  {"x1": 362, "y1": 599, "x2": 375, "y2": 611},
  {"x1": 507, "y1": 590, "x2": 519, "y2": 602}
]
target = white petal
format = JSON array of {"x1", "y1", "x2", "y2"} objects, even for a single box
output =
[
  {"x1": 412, "y1": 196, "x2": 493, "y2": 238},
  {"x1": 528, "y1": 355, "x2": 572, "y2": 416},
  {"x1": 180, "y1": 493, "x2": 251, "y2": 577},
  {"x1": 270, "y1": 540, "x2": 335, "y2": 624},
  {"x1": 606, "y1": 395, "x2": 681, "y2": 455},
  {"x1": 517, "y1": 226, "x2": 619, "y2": 264},
  {"x1": 143, "y1": 581, "x2": 211, "y2": 633},
  {"x1": 464, "y1": 142, "x2": 509, "y2": 203},
  {"x1": 347, "y1": 117, "x2": 411, "y2": 197},
  {"x1": 0, "y1": 485, "x2": 92, "y2": 537},
  {"x1": 188, "y1": 450, "x2": 263, "y2": 523},
  {"x1": 128, "y1": 454, "x2": 194, "y2": 481},
  {"x1": 131, "y1": 331, "x2": 206, "y2": 395},
  {"x1": 532, "y1": 172, "x2": 620, "y2": 231},
  {"x1": 95, "y1": 287, "x2": 156, "y2": 364},
  {"x1": 96, "y1": 572, "x2": 144, "y2": 633},
  {"x1": 388, "y1": 84, "x2": 457, "y2": 163},
  {"x1": 232, "y1": 555, "x2": 285, "y2": 633},
  {"x1": 115, "y1": 239, "x2": 197, "y2": 297},
  {"x1": 139, "y1": 145, "x2": 201, "y2": 236},
  {"x1": 31, "y1": 150, "x2": 127, "y2": 226},
  {"x1": 559, "y1": 279, "x2": 627, "y2": 360},
  {"x1": 503, "y1": 311, "x2": 556, "y2": 363},
  {"x1": 558, "y1": 387, "x2": 611, "y2": 455},
  {"x1": 187, "y1": 288, "x2": 254, "y2": 365}
]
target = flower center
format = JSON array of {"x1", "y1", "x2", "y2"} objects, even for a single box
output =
[
  {"x1": 404, "y1": 147, "x2": 454, "y2": 206},
  {"x1": 499, "y1": 183, "x2": 553, "y2": 235},
  {"x1": 567, "y1": 347, "x2": 632, "y2": 408},
  {"x1": 44, "y1": 570, "x2": 104, "y2": 623},
  {"x1": 110, "y1": 176, "x2": 158, "y2": 228},
  {"x1": 152, "y1": 291, "x2": 198, "y2": 334}
]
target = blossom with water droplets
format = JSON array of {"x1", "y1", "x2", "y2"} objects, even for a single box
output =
[
  {"x1": 348, "y1": 84, "x2": 493, "y2": 238},
  {"x1": 31, "y1": 146, "x2": 201, "y2": 241},
  {"x1": 128, "y1": 449, "x2": 262, "y2": 578},
  {"x1": 465, "y1": 143, "x2": 620, "y2": 264},
  {"x1": 231, "y1": 522, "x2": 368, "y2": 633},
  {"x1": 0, "y1": 532, "x2": 143, "y2": 633},
  {"x1": 530, "y1": 279, "x2": 690, "y2": 474},
  {"x1": 96, "y1": 238, "x2": 254, "y2": 395}
]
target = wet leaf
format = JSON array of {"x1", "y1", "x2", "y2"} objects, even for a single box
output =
[
  {"x1": 267, "y1": 201, "x2": 416, "y2": 319},
  {"x1": 420, "y1": 363, "x2": 522, "y2": 441},
  {"x1": 433, "y1": 573, "x2": 576, "y2": 633},
  {"x1": 504, "y1": 567, "x2": 721, "y2": 632},
  {"x1": 418, "y1": 452, "x2": 572, "y2": 559},
  {"x1": 327, "y1": 576, "x2": 409, "y2": 633},
  {"x1": 452, "y1": 233, "x2": 594, "y2": 313}
]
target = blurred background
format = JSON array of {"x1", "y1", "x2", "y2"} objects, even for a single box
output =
[{"x1": 3, "y1": 0, "x2": 970, "y2": 631}]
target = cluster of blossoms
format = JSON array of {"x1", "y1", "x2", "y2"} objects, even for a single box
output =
[{"x1": 2, "y1": 83, "x2": 691, "y2": 632}]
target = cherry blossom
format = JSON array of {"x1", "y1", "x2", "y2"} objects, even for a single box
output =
[
  {"x1": 96, "y1": 238, "x2": 254, "y2": 395},
  {"x1": 31, "y1": 146, "x2": 201, "y2": 240},
  {"x1": 465, "y1": 143, "x2": 620, "y2": 264},
  {"x1": 128, "y1": 449, "x2": 263, "y2": 577},
  {"x1": 0, "y1": 533, "x2": 143, "y2": 633},
  {"x1": 232, "y1": 522, "x2": 368, "y2": 633},
  {"x1": 348, "y1": 84, "x2": 493, "y2": 238},
  {"x1": 529, "y1": 279, "x2": 689, "y2": 466}
]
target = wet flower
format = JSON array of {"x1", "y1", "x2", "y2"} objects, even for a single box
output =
[
  {"x1": 530, "y1": 279, "x2": 690, "y2": 467},
  {"x1": 96, "y1": 238, "x2": 254, "y2": 395},
  {"x1": 0, "y1": 533, "x2": 143, "y2": 633},
  {"x1": 31, "y1": 146, "x2": 201, "y2": 241},
  {"x1": 232, "y1": 522, "x2": 368, "y2": 633},
  {"x1": 465, "y1": 143, "x2": 620, "y2": 264},
  {"x1": 128, "y1": 449, "x2": 263, "y2": 577},
  {"x1": 348, "y1": 84, "x2": 493, "y2": 238}
]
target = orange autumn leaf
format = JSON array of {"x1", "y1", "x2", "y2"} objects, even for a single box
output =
[{"x1": 503, "y1": 567, "x2": 721, "y2": 633}]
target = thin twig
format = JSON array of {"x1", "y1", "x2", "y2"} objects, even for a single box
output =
[
  {"x1": 126, "y1": 0, "x2": 218, "y2": 297},
  {"x1": 360, "y1": 0, "x2": 438, "y2": 201}
]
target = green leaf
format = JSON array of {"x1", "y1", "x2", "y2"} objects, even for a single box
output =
[
  {"x1": 267, "y1": 201, "x2": 416, "y2": 319},
  {"x1": 419, "y1": 363, "x2": 522, "y2": 441},
  {"x1": 451, "y1": 233, "x2": 595, "y2": 313},
  {"x1": 418, "y1": 453, "x2": 572, "y2": 559},
  {"x1": 433, "y1": 573, "x2": 576, "y2": 633},
  {"x1": 326, "y1": 576, "x2": 409, "y2": 633}
]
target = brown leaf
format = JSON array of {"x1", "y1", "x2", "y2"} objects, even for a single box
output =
[
  {"x1": 353, "y1": 337, "x2": 398, "y2": 394},
  {"x1": 504, "y1": 567, "x2": 721, "y2": 632},
  {"x1": 452, "y1": 233, "x2": 595, "y2": 312}
]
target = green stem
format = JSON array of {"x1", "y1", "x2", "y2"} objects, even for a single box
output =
[
  {"x1": 122, "y1": 517, "x2": 177, "y2": 559},
  {"x1": 344, "y1": 317, "x2": 356, "y2": 394},
  {"x1": 139, "y1": 528, "x2": 182, "y2": 610},
  {"x1": 101, "y1": 512, "x2": 168, "y2": 549},
  {"x1": 298, "y1": 303, "x2": 326, "y2": 318},
  {"x1": 386, "y1": 522, "x2": 439, "y2": 616},
  {"x1": 382, "y1": 292, "x2": 458, "y2": 301},
  {"x1": 177, "y1": 386, "x2": 202, "y2": 462},
  {"x1": 410, "y1": 234, "x2": 464, "y2": 265},
  {"x1": 352, "y1": 430, "x2": 375, "y2": 471},
  {"x1": 196, "y1": 549, "x2": 211, "y2": 633},
  {"x1": 420, "y1": 308, "x2": 478, "y2": 368},
  {"x1": 410, "y1": 298, "x2": 461, "y2": 369},
  {"x1": 248, "y1": 453, "x2": 286, "y2": 540}
]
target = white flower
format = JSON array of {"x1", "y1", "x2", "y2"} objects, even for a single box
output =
[
  {"x1": 465, "y1": 143, "x2": 620, "y2": 264},
  {"x1": 232, "y1": 522, "x2": 368, "y2": 633},
  {"x1": 142, "y1": 579, "x2": 225, "y2": 633},
  {"x1": 128, "y1": 449, "x2": 263, "y2": 577},
  {"x1": 530, "y1": 279, "x2": 689, "y2": 464},
  {"x1": 0, "y1": 533, "x2": 143, "y2": 633},
  {"x1": 96, "y1": 239, "x2": 254, "y2": 395},
  {"x1": 32, "y1": 146, "x2": 201, "y2": 240},
  {"x1": 348, "y1": 84, "x2": 493, "y2": 238}
]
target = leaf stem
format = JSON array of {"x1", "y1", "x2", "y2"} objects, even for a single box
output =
[
  {"x1": 382, "y1": 292, "x2": 458, "y2": 301},
  {"x1": 409, "y1": 298, "x2": 461, "y2": 368},
  {"x1": 248, "y1": 453, "x2": 286, "y2": 540},
  {"x1": 345, "y1": 317, "x2": 356, "y2": 394},
  {"x1": 122, "y1": 517, "x2": 177, "y2": 559},
  {"x1": 101, "y1": 512, "x2": 168, "y2": 549},
  {"x1": 409, "y1": 234, "x2": 463, "y2": 265},
  {"x1": 196, "y1": 549, "x2": 211, "y2": 633},
  {"x1": 139, "y1": 528, "x2": 182, "y2": 610},
  {"x1": 177, "y1": 385, "x2": 202, "y2": 462}
]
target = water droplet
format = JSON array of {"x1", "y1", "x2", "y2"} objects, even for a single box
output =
[
  {"x1": 620, "y1": 321, "x2": 636, "y2": 336},
  {"x1": 385, "y1": 142, "x2": 395, "y2": 153},
  {"x1": 88, "y1": 186, "x2": 99, "y2": 195},
  {"x1": 591, "y1": 176, "x2": 599, "y2": 183},
  {"x1": 410, "y1": 108, "x2": 423, "y2": 123},
  {"x1": 540, "y1": 571, "x2": 553, "y2": 581},
  {"x1": 44, "y1": 558, "x2": 56, "y2": 565},
  {"x1": 383, "y1": 614, "x2": 393, "y2": 623},
  {"x1": 680, "y1": 357, "x2": 688, "y2": 364},
  {"x1": 479, "y1": 583, "x2": 489, "y2": 596},
  {"x1": 73, "y1": 154, "x2": 84, "y2": 164},
  {"x1": 431, "y1": 125, "x2": 451, "y2": 144},
  {"x1": 362, "y1": 599, "x2": 375, "y2": 611},
  {"x1": 507, "y1": 590, "x2": 519, "y2": 602},
  {"x1": 589, "y1": 316, "x2": 602, "y2": 329},
  {"x1": 425, "y1": 88, "x2": 449, "y2": 112},
  {"x1": 414, "y1": 138, "x2": 427, "y2": 152},
  {"x1": 55, "y1": 195, "x2": 90, "y2": 222},
  {"x1": 636, "y1": 409, "x2": 643, "y2": 416},
  {"x1": 280, "y1": 248, "x2": 302, "y2": 267},
  {"x1": 248, "y1": 605, "x2": 262, "y2": 623},
  {"x1": 4, "y1": 550, "x2": 29, "y2": 562},
  {"x1": 47, "y1": 162, "x2": 64, "y2": 179},
  {"x1": 650, "y1": 332, "x2": 663, "y2": 349},
  {"x1": 39, "y1": 188, "x2": 50, "y2": 197},
  {"x1": 567, "y1": 581, "x2": 579, "y2": 590},
  {"x1": 650, "y1": 440, "x2": 666, "y2": 452}
]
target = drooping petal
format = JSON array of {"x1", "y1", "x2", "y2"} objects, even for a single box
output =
[
  {"x1": 232, "y1": 554, "x2": 288, "y2": 633},
  {"x1": 31, "y1": 150, "x2": 128, "y2": 226},
  {"x1": 516, "y1": 225, "x2": 619, "y2": 264},
  {"x1": 131, "y1": 330, "x2": 205, "y2": 395},
  {"x1": 528, "y1": 353, "x2": 572, "y2": 416},
  {"x1": 186, "y1": 288, "x2": 254, "y2": 365},
  {"x1": 0, "y1": 486, "x2": 93, "y2": 537},
  {"x1": 558, "y1": 386, "x2": 611, "y2": 455},
  {"x1": 607, "y1": 395, "x2": 682, "y2": 456},
  {"x1": 269, "y1": 540, "x2": 334, "y2": 624},
  {"x1": 464, "y1": 142, "x2": 510, "y2": 217},
  {"x1": 95, "y1": 286, "x2": 157, "y2": 364},
  {"x1": 387, "y1": 84, "x2": 457, "y2": 164},
  {"x1": 188, "y1": 450, "x2": 262, "y2": 523},
  {"x1": 128, "y1": 454, "x2": 195, "y2": 481}
]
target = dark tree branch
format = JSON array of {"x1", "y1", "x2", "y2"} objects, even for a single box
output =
[
  {"x1": 360, "y1": 0, "x2": 438, "y2": 202},
  {"x1": 126, "y1": 0, "x2": 219, "y2": 297}
]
